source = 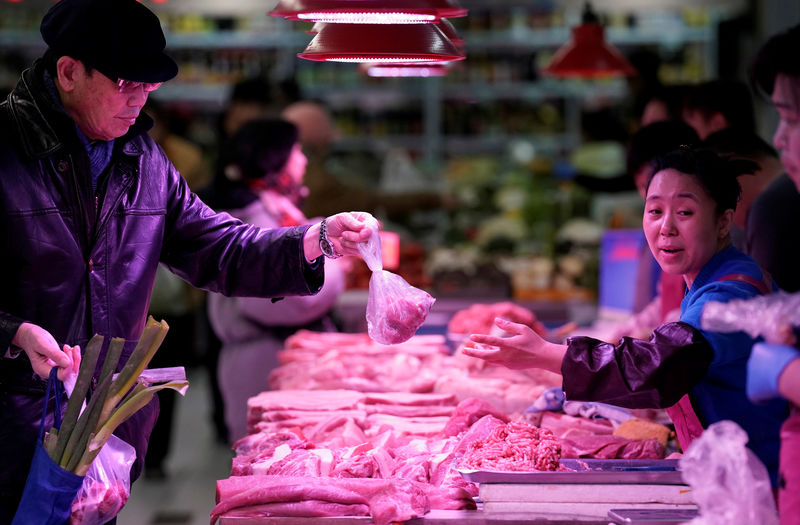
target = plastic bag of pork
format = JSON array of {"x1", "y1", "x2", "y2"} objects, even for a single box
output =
[{"x1": 357, "y1": 217, "x2": 435, "y2": 345}]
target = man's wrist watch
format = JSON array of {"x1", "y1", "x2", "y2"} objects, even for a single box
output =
[{"x1": 319, "y1": 218, "x2": 342, "y2": 259}]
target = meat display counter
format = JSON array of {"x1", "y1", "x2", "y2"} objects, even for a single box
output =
[{"x1": 218, "y1": 509, "x2": 617, "y2": 524}]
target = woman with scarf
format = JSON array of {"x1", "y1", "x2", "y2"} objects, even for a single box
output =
[{"x1": 201, "y1": 118, "x2": 348, "y2": 443}]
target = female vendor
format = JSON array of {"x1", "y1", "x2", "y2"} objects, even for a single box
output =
[{"x1": 463, "y1": 147, "x2": 788, "y2": 486}]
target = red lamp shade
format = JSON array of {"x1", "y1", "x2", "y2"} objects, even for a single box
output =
[
  {"x1": 437, "y1": 18, "x2": 465, "y2": 49},
  {"x1": 270, "y1": 0, "x2": 467, "y2": 24},
  {"x1": 298, "y1": 23, "x2": 465, "y2": 63},
  {"x1": 544, "y1": 22, "x2": 636, "y2": 78}
]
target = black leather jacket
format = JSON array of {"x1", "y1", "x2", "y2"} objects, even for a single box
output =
[{"x1": 0, "y1": 60, "x2": 323, "y2": 509}]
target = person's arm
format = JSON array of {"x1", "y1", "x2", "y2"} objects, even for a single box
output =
[
  {"x1": 562, "y1": 321, "x2": 713, "y2": 408},
  {"x1": 0, "y1": 311, "x2": 24, "y2": 358},
  {"x1": 747, "y1": 341, "x2": 800, "y2": 405},
  {"x1": 464, "y1": 318, "x2": 713, "y2": 409},
  {"x1": 302, "y1": 212, "x2": 374, "y2": 263},
  {"x1": 462, "y1": 317, "x2": 566, "y2": 373},
  {"x1": 10, "y1": 322, "x2": 78, "y2": 381},
  {"x1": 157, "y1": 156, "x2": 372, "y2": 298},
  {"x1": 236, "y1": 257, "x2": 346, "y2": 327}
]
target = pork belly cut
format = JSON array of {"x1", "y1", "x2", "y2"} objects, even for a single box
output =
[{"x1": 211, "y1": 475, "x2": 428, "y2": 525}]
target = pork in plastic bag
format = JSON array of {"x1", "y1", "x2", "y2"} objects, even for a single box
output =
[
  {"x1": 69, "y1": 434, "x2": 135, "y2": 525},
  {"x1": 679, "y1": 420, "x2": 778, "y2": 525},
  {"x1": 701, "y1": 290, "x2": 800, "y2": 342},
  {"x1": 358, "y1": 219, "x2": 435, "y2": 345}
]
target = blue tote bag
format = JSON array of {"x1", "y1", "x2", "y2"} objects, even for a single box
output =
[{"x1": 11, "y1": 367, "x2": 84, "y2": 525}]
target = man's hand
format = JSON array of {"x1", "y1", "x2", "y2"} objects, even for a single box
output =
[
  {"x1": 12, "y1": 322, "x2": 77, "y2": 381},
  {"x1": 304, "y1": 212, "x2": 377, "y2": 262}
]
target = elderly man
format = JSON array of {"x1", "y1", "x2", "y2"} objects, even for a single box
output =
[{"x1": 0, "y1": 0, "x2": 374, "y2": 520}]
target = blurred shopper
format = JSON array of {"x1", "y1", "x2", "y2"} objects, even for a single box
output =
[
  {"x1": 745, "y1": 22, "x2": 800, "y2": 524},
  {"x1": 639, "y1": 84, "x2": 689, "y2": 127},
  {"x1": 702, "y1": 127, "x2": 783, "y2": 248},
  {"x1": 746, "y1": 23, "x2": 800, "y2": 294},
  {"x1": 282, "y1": 100, "x2": 376, "y2": 219},
  {"x1": 681, "y1": 79, "x2": 757, "y2": 139},
  {"x1": 0, "y1": 0, "x2": 375, "y2": 520},
  {"x1": 464, "y1": 147, "x2": 788, "y2": 487},
  {"x1": 201, "y1": 118, "x2": 348, "y2": 444}
]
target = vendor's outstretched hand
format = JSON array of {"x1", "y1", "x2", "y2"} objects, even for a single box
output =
[
  {"x1": 12, "y1": 322, "x2": 79, "y2": 381},
  {"x1": 461, "y1": 317, "x2": 566, "y2": 374}
]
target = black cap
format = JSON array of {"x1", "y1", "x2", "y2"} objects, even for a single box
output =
[{"x1": 40, "y1": 0, "x2": 178, "y2": 83}]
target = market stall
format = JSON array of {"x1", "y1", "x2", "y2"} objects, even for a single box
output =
[{"x1": 210, "y1": 300, "x2": 690, "y2": 524}]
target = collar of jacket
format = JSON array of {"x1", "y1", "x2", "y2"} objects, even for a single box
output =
[{"x1": 5, "y1": 58, "x2": 154, "y2": 160}]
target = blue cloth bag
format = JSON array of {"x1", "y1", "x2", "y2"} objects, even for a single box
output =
[{"x1": 11, "y1": 367, "x2": 84, "y2": 525}]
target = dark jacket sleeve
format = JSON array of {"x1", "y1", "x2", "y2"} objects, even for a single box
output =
[
  {"x1": 158, "y1": 157, "x2": 324, "y2": 299},
  {"x1": 0, "y1": 311, "x2": 24, "y2": 355},
  {"x1": 561, "y1": 321, "x2": 713, "y2": 409}
]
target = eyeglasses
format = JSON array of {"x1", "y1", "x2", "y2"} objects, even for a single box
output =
[{"x1": 116, "y1": 78, "x2": 163, "y2": 94}]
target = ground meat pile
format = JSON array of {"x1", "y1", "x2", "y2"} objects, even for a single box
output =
[{"x1": 459, "y1": 420, "x2": 561, "y2": 471}]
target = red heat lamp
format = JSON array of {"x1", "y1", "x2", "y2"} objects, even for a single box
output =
[
  {"x1": 437, "y1": 18, "x2": 465, "y2": 49},
  {"x1": 544, "y1": 2, "x2": 636, "y2": 79},
  {"x1": 298, "y1": 23, "x2": 465, "y2": 64},
  {"x1": 270, "y1": 0, "x2": 467, "y2": 24}
]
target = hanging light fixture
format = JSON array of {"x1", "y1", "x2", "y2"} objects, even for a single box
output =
[
  {"x1": 270, "y1": 0, "x2": 467, "y2": 24},
  {"x1": 298, "y1": 23, "x2": 465, "y2": 63},
  {"x1": 436, "y1": 18, "x2": 465, "y2": 50},
  {"x1": 544, "y1": 2, "x2": 636, "y2": 78}
]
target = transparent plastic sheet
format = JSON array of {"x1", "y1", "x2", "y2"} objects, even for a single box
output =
[
  {"x1": 700, "y1": 290, "x2": 800, "y2": 341},
  {"x1": 358, "y1": 218, "x2": 435, "y2": 345},
  {"x1": 69, "y1": 435, "x2": 135, "y2": 525},
  {"x1": 679, "y1": 420, "x2": 778, "y2": 525}
]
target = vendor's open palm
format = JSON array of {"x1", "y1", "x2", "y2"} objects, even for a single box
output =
[{"x1": 462, "y1": 318, "x2": 565, "y2": 373}]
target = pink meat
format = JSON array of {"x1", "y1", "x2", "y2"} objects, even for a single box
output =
[
  {"x1": 421, "y1": 484, "x2": 478, "y2": 511},
  {"x1": 366, "y1": 271, "x2": 435, "y2": 345},
  {"x1": 447, "y1": 302, "x2": 547, "y2": 338},
  {"x1": 442, "y1": 397, "x2": 509, "y2": 437},
  {"x1": 211, "y1": 476, "x2": 427, "y2": 525},
  {"x1": 540, "y1": 412, "x2": 615, "y2": 437},
  {"x1": 459, "y1": 420, "x2": 561, "y2": 471},
  {"x1": 223, "y1": 501, "x2": 370, "y2": 518},
  {"x1": 560, "y1": 433, "x2": 665, "y2": 460},
  {"x1": 363, "y1": 392, "x2": 457, "y2": 407},
  {"x1": 452, "y1": 414, "x2": 507, "y2": 456}
]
